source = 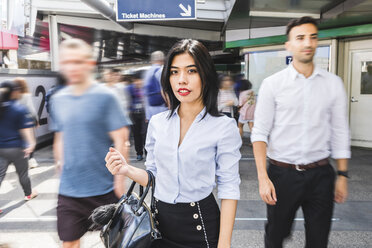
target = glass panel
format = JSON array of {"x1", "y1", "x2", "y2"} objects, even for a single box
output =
[
  {"x1": 361, "y1": 61, "x2": 372, "y2": 94},
  {"x1": 248, "y1": 46, "x2": 330, "y2": 93},
  {"x1": 17, "y1": 19, "x2": 51, "y2": 70}
]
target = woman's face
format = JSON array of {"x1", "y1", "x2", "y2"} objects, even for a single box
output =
[{"x1": 169, "y1": 53, "x2": 202, "y2": 105}]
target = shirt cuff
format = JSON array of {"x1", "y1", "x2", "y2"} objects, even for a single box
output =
[
  {"x1": 331, "y1": 150, "x2": 351, "y2": 159},
  {"x1": 250, "y1": 133, "x2": 268, "y2": 144},
  {"x1": 217, "y1": 179, "x2": 241, "y2": 200}
]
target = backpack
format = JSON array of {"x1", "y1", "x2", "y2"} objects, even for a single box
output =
[{"x1": 145, "y1": 67, "x2": 165, "y2": 106}]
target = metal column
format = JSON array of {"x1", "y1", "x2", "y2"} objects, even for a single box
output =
[{"x1": 48, "y1": 14, "x2": 59, "y2": 71}]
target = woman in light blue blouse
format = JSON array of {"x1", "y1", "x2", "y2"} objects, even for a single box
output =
[{"x1": 105, "y1": 39, "x2": 242, "y2": 248}]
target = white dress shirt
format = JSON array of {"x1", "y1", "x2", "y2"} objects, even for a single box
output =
[
  {"x1": 251, "y1": 63, "x2": 351, "y2": 165},
  {"x1": 145, "y1": 107, "x2": 241, "y2": 204}
]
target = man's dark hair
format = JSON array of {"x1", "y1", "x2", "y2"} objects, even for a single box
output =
[
  {"x1": 111, "y1": 68, "x2": 121, "y2": 73},
  {"x1": 161, "y1": 39, "x2": 221, "y2": 119},
  {"x1": 286, "y1": 16, "x2": 318, "y2": 38}
]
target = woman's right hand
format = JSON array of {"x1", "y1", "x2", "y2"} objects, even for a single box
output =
[{"x1": 105, "y1": 147, "x2": 129, "y2": 175}]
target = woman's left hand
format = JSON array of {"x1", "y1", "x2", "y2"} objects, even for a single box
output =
[{"x1": 105, "y1": 147, "x2": 129, "y2": 176}]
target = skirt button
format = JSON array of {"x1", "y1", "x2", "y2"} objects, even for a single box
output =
[
  {"x1": 190, "y1": 202, "x2": 195, "y2": 207},
  {"x1": 193, "y1": 214, "x2": 199, "y2": 219},
  {"x1": 155, "y1": 209, "x2": 158, "y2": 214},
  {"x1": 196, "y1": 225, "x2": 202, "y2": 231}
]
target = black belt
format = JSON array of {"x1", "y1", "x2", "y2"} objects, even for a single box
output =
[{"x1": 269, "y1": 158, "x2": 329, "y2": 171}]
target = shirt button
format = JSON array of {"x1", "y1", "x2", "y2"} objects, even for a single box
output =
[
  {"x1": 196, "y1": 225, "x2": 202, "y2": 231},
  {"x1": 190, "y1": 202, "x2": 195, "y2": 207},
  {"x1": 193, "y1": 214, "x2": 199, "y2": 219}
]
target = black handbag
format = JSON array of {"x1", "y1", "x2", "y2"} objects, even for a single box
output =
[{"x1": 100, "y1": 170, "x2": 161, "y2": 248}]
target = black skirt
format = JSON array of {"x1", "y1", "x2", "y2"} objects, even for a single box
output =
[{"x1": 151, "y1": 193, "x2": 220, "y2": 248}]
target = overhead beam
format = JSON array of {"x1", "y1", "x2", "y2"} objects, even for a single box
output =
[
  {"x1": 321, "y1": 0, "x2": 367, "y2": 19},
  {"x1": 249, "y1": 11, "x2": 320, "y2": 19}
]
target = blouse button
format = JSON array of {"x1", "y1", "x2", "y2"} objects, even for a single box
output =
[
  {"x1": 196, "y1": 225, "x2": 202, "y2": 231},
  {"x1": 193, "y1": 214, "x2": 199, "y2": 219},
  {"x1": 190, "y1": 202, "x2": 195, "y2": 207}
]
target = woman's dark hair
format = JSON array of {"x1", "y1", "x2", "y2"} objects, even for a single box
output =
[
  {"x1": 0, "y1": 80, "x2": 15, "y2": 118},
  {"x1": 239, "y1": 79, "x2": 252, "y2": 91},
  {"x1": 57, "y1": 73, "x2": 67, "y2": 86},
  {"x1": 161, "y1": 39, "x2": 220, "y2": 119}
]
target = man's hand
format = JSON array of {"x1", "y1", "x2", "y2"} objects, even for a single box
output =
[
  {"x1": 334, "y1": 176, "x2": 348, "y2": 203},
  {"x1": 259, "y1": 177, "x2": 277, "y2": 205},
  {"x1": 23, "y1": 144, "x2": 35, "y2": 158},
  {"x1": 105, "y1": 147, "x2": 129, "y2": 176}
]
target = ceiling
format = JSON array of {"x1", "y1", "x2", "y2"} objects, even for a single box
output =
[{"x1": 226, "y1": 0, "x2": 372, "y2": 30}]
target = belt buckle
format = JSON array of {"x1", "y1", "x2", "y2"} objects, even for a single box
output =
[{"x1": 295, "y1": 164, "x2": 306, "y2": 171}]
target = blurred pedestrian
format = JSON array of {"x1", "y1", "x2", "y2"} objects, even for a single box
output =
[
  {"x1": 105, "y1": 39, "x2": 241, "y2": 248},
  {"x1": 0, "y1": 80, "x2": 38, "y2": 213},
  {"x1": 252, "y1": 16, "x2": 350, "y2": 248},
  {"x1": 237, "y1": 80, "x2": 255, "y2": 139},
  {"x1": 13, "y1": 77, "x2": 39, "y2": 169},
  {"x1": 45, "y1": 73, "x2": 67, "y2": 115},
  {"x1": 217, "y1": 75, "x2": 238, "y2": 118},
  {"x1": 103, "y1": 68, "x2": 131, "y2": 119},
  {"x1": 143, "y1": 51, "x2": 168, "y2": 121},
  {"x1": 51, "y1": 39, "x2": 131, "y2": 248},
  {"x1": 127, "y1": 71, "x2": 147, "y2": 161}
]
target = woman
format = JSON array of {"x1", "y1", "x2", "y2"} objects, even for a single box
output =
[
  {"x1": 105, "y1": 39, "x2": 241, "y2": 248},
  {"x1": 0, "y1": 80, "x2": 38, "y2": 215},
  {"x1": 217, "y1": 75, "x2": 238, "y2": 118},
  {"x1": 237, "y1": 80, "x2": 256, "y2": 139},
  {"x1": 13, "y1": 77, "x2": 39, "y2": 168}
]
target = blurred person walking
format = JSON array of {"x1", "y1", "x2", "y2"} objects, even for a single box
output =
[
  {"x1": 252, "y1": 17, "x2": 350, "y2": 248},
  {"x1": 0, "y1": 80, "x2": 38, "y2": 215},
  {"x1": 237, "y1": 80, "x2": 256, "y2": 140},
  {"x1": 45, "y1": 73, "x2": 67, "y2": 115},
  {"x1": 105, "y1": 39, "x2": 241, "y2": 248},
  {"x1": 13, "y1": 77, "x2": 39, "y2": 169},
  {"x1": 143, "y1": 51, "x2": 168, "y2": 121},
  {"x1": 217, "y1": 75, "x2": 238, "y2": 118},
  {"x1": 103, "y1": 68, "x2": 131, "y2": 119},
  {"x1": 51, "y1": 39, "x2": 131, "y2": 248},
  {"x1": 127, "y1": 71, "x2": 147, "y2": 161}
]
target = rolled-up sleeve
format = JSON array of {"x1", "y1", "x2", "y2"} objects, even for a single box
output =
[
  {"x1": 251, "y1": 79, "x2": 275, "y2": 144},
  {"x1": 144, "y1": 118, "x2": 157, "y2": 177},
  {"x1": 216, "y1": 118, "x2": 242, "y2": 200},
  {"x1": 330, "y1": 78, "x2": 351, "y2": 159}
]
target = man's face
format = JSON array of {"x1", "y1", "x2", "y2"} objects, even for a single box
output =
[
  {"x1": 103, "y1": 70, "x2": 112, "y2": 83},
  {"x1": 59, "y1": 48, "x2": 95, "y2": 85},
  {"x1": 111, "y1": 72, "x2": 121, "y2": 83},
  {"x1": 286, "y1": 23, "x2": 318, "y2": 64}
]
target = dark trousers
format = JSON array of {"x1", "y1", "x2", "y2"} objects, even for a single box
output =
[
  {"x1": 130, "y1": 111, "x2": 147, "y2": 156},
  {"x1": 265, "y1": 163, "x2": 336, "y2": 248},
  {"x1": 0, "y1": 147, "x2": 32, "y2": 196}
]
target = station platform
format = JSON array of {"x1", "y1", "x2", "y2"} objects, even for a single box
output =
[{"x1": 0, "y1": 136, "x2": 371, "y2": 248}]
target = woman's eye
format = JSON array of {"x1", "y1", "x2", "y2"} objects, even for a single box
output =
[
  {"x1": 188, "y1": 69, "x2": 197, "y2": 74},
  {"x1": 170, "y1": 70, "x2": 178, "y2": 75}
]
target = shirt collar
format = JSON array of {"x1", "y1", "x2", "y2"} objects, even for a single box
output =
[
  {"x1": 288, "y1": 63, "x2": 323, "y2": 80},
  {"x1": 171, "y1": 105, "x2": 207, "y2": 122}
]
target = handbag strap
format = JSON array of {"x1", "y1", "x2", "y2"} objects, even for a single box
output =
[
  {"x1": 147, "y1": 170, "x2": 156, "y2": 212},
  {"x1": 135, "y1": 170, "x2": 153, "y2": 212}
]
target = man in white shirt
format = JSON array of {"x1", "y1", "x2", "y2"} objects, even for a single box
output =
[{"x1": 251, "y1": 16, "x2": 350, "y2": 248}]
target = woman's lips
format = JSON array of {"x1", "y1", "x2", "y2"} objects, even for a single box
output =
[{"x1": 178, "y1": 88, "x2": 191, "y2": 96}]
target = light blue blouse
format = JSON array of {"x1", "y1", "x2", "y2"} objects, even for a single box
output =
[{"x1": 145, "y1": 107, "x2": 241, "y2": 204}]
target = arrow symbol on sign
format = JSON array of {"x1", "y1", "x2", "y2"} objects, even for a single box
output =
[{"x1": 179, "y1": 4, "x2": 192, "y2": 17}]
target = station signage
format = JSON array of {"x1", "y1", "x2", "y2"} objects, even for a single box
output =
[{"x1": 116, "y1": 0, "x2": 196, "y2": 21}]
